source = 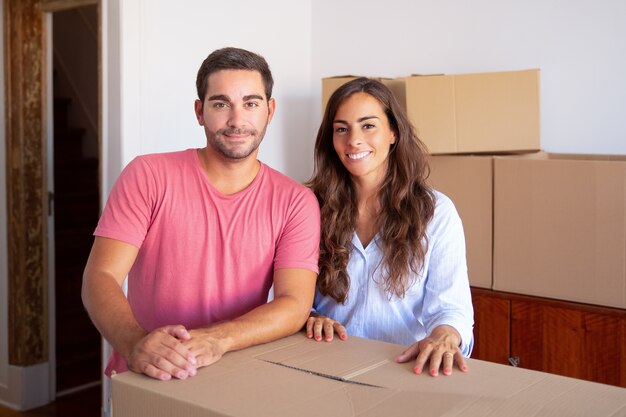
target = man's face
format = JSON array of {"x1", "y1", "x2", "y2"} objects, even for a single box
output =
[{"x1": 195, "y1": 69, "x2": 275, "y2": 161}]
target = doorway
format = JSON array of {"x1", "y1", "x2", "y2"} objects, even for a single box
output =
[
  {"x1": 50, "y1": 4, "x2": 101, "y2": 396},
  {"x1": 4, "y1": 0, "x2": 103, "y2": 409}
]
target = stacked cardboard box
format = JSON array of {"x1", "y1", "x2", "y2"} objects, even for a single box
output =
[
  {"x1": 321, "y1": 75, "x2": 405, "y2": 115},
  {"x1": 322, "y1": 69, "x2": 540, "y2": 154},
  {"x1": 492, "y1": 153, "x2": 626, "y2": 307},
  {"x1": 428, "y1": 155, "x2": 494, "y2": 289},
  {"x1": 321, "y1": 75, "x2": 363, "y2": 113},
  {"x1": 429, "y1": 152, "x2": 626, "y2": 309}
]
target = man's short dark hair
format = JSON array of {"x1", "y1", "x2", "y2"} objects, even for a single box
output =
[{"x1": 196, "y1": 47, "x2": 274, "y2": 103}]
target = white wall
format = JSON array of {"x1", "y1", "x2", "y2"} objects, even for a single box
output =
[
  {"x1": 115, "y1": 0, "x2": 314, "y2": 182},
  {"x1": 113, "y1": 0, "x2": 626, "y2": 187},
  {"x1": 311, "y1": 0, "x2": 626, "y2": 155}
]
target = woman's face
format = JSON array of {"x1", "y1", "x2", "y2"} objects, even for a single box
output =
[{"x1": 332, "y1": 92, "x2": 396, "y2": 185}]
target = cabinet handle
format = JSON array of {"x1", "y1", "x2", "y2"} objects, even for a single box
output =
[{"x1": 508, "y1": 356, "x2": 520, "y2": 367}]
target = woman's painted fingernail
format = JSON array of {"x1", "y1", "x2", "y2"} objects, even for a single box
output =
[
  {"x1": 414, "y1": 367, "x2": 422, "y2": 374},
  {"x1": 431, "y1": 369, "x2": 438, "y2": 376},
  {"x1": 315, "y1": 335, "x2": 322, "y2": 341}
]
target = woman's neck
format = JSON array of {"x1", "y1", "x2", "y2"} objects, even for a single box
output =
[{"x1": 355, "y1": 183, "x2": 382, "y2": 248}]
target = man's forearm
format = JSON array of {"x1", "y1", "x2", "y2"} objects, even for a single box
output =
[
  {"x1": 188, "y1": 268, "x2": 317, "y2": 357},
  {"x1": 81, "y1": 271, "x2": 146, "y2": 361},
  {"x1": 193, "y1": 293, "x2": 311, "y2": 354}
]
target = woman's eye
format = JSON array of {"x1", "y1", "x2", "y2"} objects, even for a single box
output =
[
  {"x1": 363, "y1": 123, "x2": 375, "y2": 129},
  {"x1": 334, "y1": 127, "x2": 347, "y2": 133}
]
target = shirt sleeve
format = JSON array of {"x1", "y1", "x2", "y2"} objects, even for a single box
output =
[
  {"x1": 94, "y1": 156, "x2": 156, "y2": 248},
  {"x1": 273, "y1": 187, "x2": 321, "y2": 274},
  {"x1": 421, "y1": 193, "x2": 475, "y2": 356}
]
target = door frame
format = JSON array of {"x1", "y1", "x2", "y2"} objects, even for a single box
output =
[{"x1": 3, "y1": 0, "x2": 100, "y2": 406}]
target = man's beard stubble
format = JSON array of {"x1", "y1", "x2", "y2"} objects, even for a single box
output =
[{"x1": 207, "y1": 126, "x2": 267, "y2": 160}]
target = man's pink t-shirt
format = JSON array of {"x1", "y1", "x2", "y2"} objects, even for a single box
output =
[{"x1": 94, "y1": 149, "x2": 320, "y2": 375}]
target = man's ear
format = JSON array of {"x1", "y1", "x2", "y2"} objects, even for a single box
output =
[
  {"x1": 267, "y1": 98, "x2": 276, "y2": 124},
  {"x1": 194, "y1": 99, "x2": 204, "y2": 126}
]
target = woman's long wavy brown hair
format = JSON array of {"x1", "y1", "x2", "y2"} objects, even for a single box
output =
[{"x1": 307, "y1": 77, "x2": 436, "y2": 303}]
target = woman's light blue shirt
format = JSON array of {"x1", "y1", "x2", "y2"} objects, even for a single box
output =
[{"x1": 313, "y1": 191, "x2": 474, "y2": 356}]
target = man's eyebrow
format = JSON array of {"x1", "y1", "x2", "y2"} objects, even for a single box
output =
[
  {"x1": 208, "y1": 94, "x2": 230, "y2": 102},
  {"x1": 207, "y1": 94, "x2": 265, "y2": 102},
  {"x1": 333, "y1": 115, "x2": 379, "y2": 124},
  {"x1": 243, "y1": 94, "x2": 264, "y2": 101}
]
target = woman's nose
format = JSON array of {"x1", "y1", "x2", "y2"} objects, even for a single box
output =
[{"x1": 347, "y1": 130, "x2": 363, "y2": 146}]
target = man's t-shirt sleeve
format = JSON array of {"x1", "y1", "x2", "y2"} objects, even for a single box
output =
[
  {"x1": 273, "y1": 188, "x2": 320, "y2": 274},
  {"x1": 94, "y1": 157, "x2": 155, "y2": 248}
]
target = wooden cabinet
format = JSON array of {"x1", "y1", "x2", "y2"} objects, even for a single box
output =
[
  {"x1": 471, "y1": 290, "x2": 510, "y2": 365},
  {"x1": 471, "y1": 287, "x2": 626, "y2": 388}
]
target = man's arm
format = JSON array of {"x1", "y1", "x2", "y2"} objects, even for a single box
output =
[
  {"x1": 82, "y1": 236, "x2": 197, "y2": 380},
  {"x1": 182, "y1": 268, "x2": 317, "y2": 366}
]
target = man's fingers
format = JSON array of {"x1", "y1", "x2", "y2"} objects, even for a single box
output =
[
  {"x1": 141, "y1": 363, "x2": 172, "y2": 381},
  {"x1": 158, "y1": 329, "x2": 197, "y2": 369},
  {"x1": 128, "y1": 327, "x2": 198, "y2": 380},
  {"x1": 166, "y1": 324, "x2": 192, "y2": 341}
]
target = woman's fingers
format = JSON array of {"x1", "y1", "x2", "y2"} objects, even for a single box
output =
[{"x1": 306, "y1": 316, "x2": 346, "y2": 342}]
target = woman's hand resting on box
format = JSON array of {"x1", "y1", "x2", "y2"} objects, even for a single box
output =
[
  {"x1": 306, "y1": 312, "x2": 347, "y2": 342},
  {"x1": 306, "y1": 318, "x2": 467, "y2": 377},
  {"x1": 396, "y1": 324, "x2": 468, "y2": 376}
]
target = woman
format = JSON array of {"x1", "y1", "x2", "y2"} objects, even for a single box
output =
[{"x1": 306, "y1": 77, "x2": 473, "y2": 377}]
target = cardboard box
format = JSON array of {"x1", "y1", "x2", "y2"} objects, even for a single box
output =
[
  {"x1": 428, "y1": 155, "x2": 494, "y2": 288},
  {"x1": 321, "y1": 76, "x2": 406, "y2": 115},
  {"x1": 322, "y1": 76, "x2": 361, "y2": 113},
  {"x1": 399, "y1": 69, "x2": 541, "y2": 154},
  {"x1": 493, "y1": 153, "x2": 626, "y2": 308},
  {"x1": 112, "y1": 333, "x2": 626, "y2": 416}
]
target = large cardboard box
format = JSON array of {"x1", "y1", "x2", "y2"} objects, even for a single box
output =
[
  {"x1": 321, "y1": 76, "x2": 361, "y2": 113},
  {"x1": 400, "y1": 69, "x2": 541, "y2": 154},
  {"x1": 493, "y1": 153, "x2": 626, "y2": 308},
  {"x1": 112, "y1": 333, "x2": 626, "y2": 416},
  {"x1": 321, "y1": 76, "x2": 406, "y2": 115},
  {"x1": 428, "y1": 155, "x2": 494, "y2": 288}
]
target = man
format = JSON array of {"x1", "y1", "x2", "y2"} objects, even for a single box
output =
[{"x1": 82, "y1": 47, "x2": 320, "y2": 381}]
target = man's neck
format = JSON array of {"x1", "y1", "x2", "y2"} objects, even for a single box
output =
[{"x1": 197, "y1": 147, "x2": 261, "y2": 195}]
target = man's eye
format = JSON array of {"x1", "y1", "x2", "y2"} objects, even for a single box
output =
[
  {"x1": 245, "y1": 102, "x2": 259, "y2": 108},
  {"x1": 213, "y1": 102, "x2": 228, "y2": 108}
]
